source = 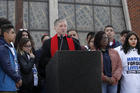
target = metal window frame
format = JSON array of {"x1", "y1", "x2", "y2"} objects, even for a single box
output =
[{"x1": 58, "y1": 0, "x2": 125, "y2": 33}]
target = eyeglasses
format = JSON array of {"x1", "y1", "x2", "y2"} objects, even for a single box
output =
[
  {"x1": 23, "y1": 45, "x2": 32, "y2": 48},
  {"x1": 19, "y1": 28, "x2": 28, "y2": 31},
  {"x1": 70, "y1": 34, "x2": 76, "y2": 37},
  {"x1": 102, "y1": 37, "x2": 108, "y2": 40}
]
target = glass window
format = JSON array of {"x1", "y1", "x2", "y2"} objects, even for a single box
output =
[
  {"x1": 28, "y1": 0, "x2": 48, "y2": 1},
  {"x1": 58, "y1": 0, "x2": 74, "y2": 2},
  {"x1": 30, "y1": 31, "x2": 49, "y2": 49},
  {"x1": 0, "y1": 0, "x2": 15, "y2": 25},
  {"x1": 0, "y1": 1, "x2": 7, "y2": 18},
  {"x1": 94, "y1": 0, "x2": 109, "y2": 5},
  {"x1": 110, "y1": 0, "x2": 122, "y2": 5},
  {"x1": 8, "y1": 1, "x2": 15, "y2": 26},
  {"x1": 111, "y1": 7, "x2": 126, "y2": 32},
  {"x1": 78, "y1": 31, "x2": 92, "y2": 45},
  {"x1": 76, "y1": 0, "x2": 92, "y2": 4},
  {"x1": 29, "y1": 2, "x2": 48, "y2": 29},
  {"x1": 23, "y1": 1, "x2": 49, "y2": 30},
  {"x1": 94, "y1": 6, "x2": 110, "y2": 31},
  {"x1": 58, "y1": 0, "x2": 126, "y2": 45},
  {"x1": 23, "y1": 1, "x2": 29, "y2": 28},
  {"x1": 76, "y1": 5, "x2": 93, "y2": 31},
  {"x1": 58, "y1": 4, "x2": 75, "y2": 30}
]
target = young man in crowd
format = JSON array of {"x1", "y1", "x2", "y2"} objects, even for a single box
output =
[
  {"x1": 67, "y1": 29, "x2": 79, "y2": 40},
  {"x1": 115, "y1": 30, "x2": 130, "y2": 54},
  {"x1": 0, "y1": 17, "x2": 12, "y2": 45},
  {"x1": 67, "y1": 29, "x2": 86, "y2": 50},
  {"x1": 104, "y1": 25, "x2": 121, "y2": 48},
  {"x1": 0, "y1": 24, "x2": 22, "y2": 93}
]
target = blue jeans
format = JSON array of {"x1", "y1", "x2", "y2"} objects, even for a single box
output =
[{"x1": 102, "y1": 82, "x2": 117, "y2": 93}]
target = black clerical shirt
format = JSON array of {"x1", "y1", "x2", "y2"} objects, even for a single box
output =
[{"x1": 38, "y1": 36, "x2": 81, "y2": 78}]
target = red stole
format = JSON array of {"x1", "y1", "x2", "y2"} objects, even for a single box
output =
[{"x1": 51, "y1": 34, "x2": 75, "y2": 57}]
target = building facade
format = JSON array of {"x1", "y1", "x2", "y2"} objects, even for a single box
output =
[
  {"x1": 127, "y1": 0, "x2": 140, "y2": 36},
  {"x1": 0, "y1": 0, "x2": 138, "y2": 49}
]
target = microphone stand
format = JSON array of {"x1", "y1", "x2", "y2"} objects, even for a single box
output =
[{"x1": 59, "y1": 35, "x2": 63, "y2": 50}]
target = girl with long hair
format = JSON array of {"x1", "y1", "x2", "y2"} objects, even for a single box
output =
[{"x1": 120, "y1": 32, "x2": 140, "y2": 93}]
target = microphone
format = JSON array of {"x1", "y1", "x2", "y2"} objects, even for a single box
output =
[{"x1": 59, "y1": 34, "x2": 63, "y2": 50}]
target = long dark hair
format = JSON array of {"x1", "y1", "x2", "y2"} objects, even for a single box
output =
[
  {"x1": 122, "y1": 32, "x2": 140, "y2": 54},
  {"x1": 88, "y1": 35, "x2": 95, "y2": 48},
  {"x1": 94, "y1": 31, "x2": 108, "y2": 50},
  {"x1": 17, "y1": 38, "x2": 31, "y2": 54},
  {"x1": 14, "y1": 29, "x2": 35, "y2": 50}
]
